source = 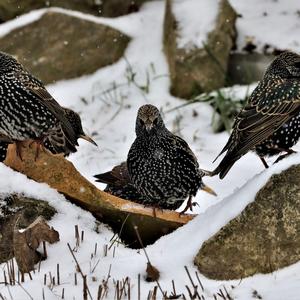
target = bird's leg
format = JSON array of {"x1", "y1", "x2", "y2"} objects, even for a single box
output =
[
  {"x1": 180, "y1": 196, "x2": 198, "y2": 215},
  {"x1": 151, "y1": 205, "x2": 164, "y2": 218},
  {"x1": 152, "y1": 207, "x2": 157, "y2": 218},
  {"x1": 259, "y1": 156, "x2": 269, "y2": 169},
  {"x1": 15, "y1": 141, "x2": 24, "y2": 161},
  {"x1": 274, "y1": 148, "x2": 296, "y2": 164},
  {"x1": 143, "y1": 203, "x2": 163, "y2": 218},
  {"x1": 33, "y1": 136, "x2": 46, "y2": 161},
  {"x1": 28, "y1": 140, "x2": 35, "y2": 148}
]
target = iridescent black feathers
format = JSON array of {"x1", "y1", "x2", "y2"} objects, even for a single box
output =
[{"x1": 213, "y1": 51, "x2": 300, "y2": 178}]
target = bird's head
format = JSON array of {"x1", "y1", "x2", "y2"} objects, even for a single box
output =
[
  {"x1": 266, "y1": 51, "x2": 300, "y2": 78},
  {"x1": 63, "y1": 108, "x2": 97, "y2": 146},
  {"x1": 135, "y1": 104, "x2": 165, "y2": 137}
]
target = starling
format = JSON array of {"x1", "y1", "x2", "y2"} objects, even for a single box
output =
[
  {"x1": 94, "y1": 162, "x2": 147, "y2": 203},
  {"x1": 126, "y1": 104, "x2": 216, "y2": 212},
  {"x1": 213, "y1": 51, "x2": 300, "y2": 179},
  {"x1": 0, "y1": 108, "x2": 96, "y2": 161},
  {"x1": 0, "y1": 51, "x2": 94, "y2": 159},
  {"x1": 43, "y1": 107, "x2": 97, "y2": 156}
]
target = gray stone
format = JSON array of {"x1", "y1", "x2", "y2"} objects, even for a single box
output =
[
  {"x1": 0, "y1": 0, "x2": 155, "y2": 22},
  {"x1": 0, "y1": 194, "x2": 56, "y2": 264},
  {"x1": 194, "y1": 165, "x2": 300, "y2": 280},
  {"x1": 163, "y1": 0, "x2": 237, "y2": 99},
  {"x1": 0, "y1": 0, "x2": 102, "y2": 22},
  {"x1": 227, "y1": 53, "x2": 275, "y2": 85},
  {"x1": 0, "y1": 12, "x2": 130, "y2": 84},
  {"x1": 101, "y1": 0, "x2": 155, "y2": 18}
]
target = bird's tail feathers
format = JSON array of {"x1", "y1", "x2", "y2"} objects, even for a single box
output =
[
  {"x1": 211, "y1": 153, "x2": 240, "y2": 179},
  {"x1": 212, "y1": 139, "x2": 231, "y2": 163},
  {"x1": 94, "y1": 171, "x2": 118, "y2": 185}
]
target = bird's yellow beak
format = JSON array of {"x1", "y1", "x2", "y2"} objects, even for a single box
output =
[
  {"x1": 201, "y1": 184, "x2": 217, "y2": 196},
  {"x1": 80, "y1": 134, "x2": 98, "y2": 146}
]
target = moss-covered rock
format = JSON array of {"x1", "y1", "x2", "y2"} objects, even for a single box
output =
[
  {"x1": 163, "y1": 0, "x2": 237, "y2": 99},
  {"x1": 0, "y1": 194, "x2": 56, "y2": 263},
  {"x1": 0, "y1": 11, "x2": 130, "y2": 84},
  {"x1": 194, "y1": 165, "x2": 300, "y2": 280}
]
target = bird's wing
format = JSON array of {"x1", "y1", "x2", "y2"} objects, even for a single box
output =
[
  {"x1": 94, "y1": 162, "x2": 130, "y2": 186},
  {"x1": 16, "y1": 72, "x2": 77, "y2": 145},
  {"x1": 172, "y1": 134, "x2": 204, "y2": 174},
  {"x1": 216, "y1": 78, "x2": 300, "y2": 163}
]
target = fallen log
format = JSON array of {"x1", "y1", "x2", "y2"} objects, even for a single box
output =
[{"x1": 4, "y1": 142, "x2": 194, "y2": 247}]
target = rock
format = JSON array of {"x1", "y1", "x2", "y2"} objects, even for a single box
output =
[
  {"x1": 194, "y1": 165, "x2": 300, "y2": 280},
  {"x1": 101, "y1": 0, "x2": 154, "y2": 17},
  {"x1": 227, "y1": 53, "x2": 275, "y2": 85},
  {"x1": 0, "y1": 12, "x2": 130, "y2": 84},
  {"x1": 0, "y1": 0, "x2": 155, "y2": 22},
  {"x1": 0, "y1": 0, "x2": 102, "y2": 22},
  {"x1": 163, "y1": 0, "x2": 237, "y2": 99},
  {"x1": 0, "y1": 194, "x2": 56, "y2": 264}
]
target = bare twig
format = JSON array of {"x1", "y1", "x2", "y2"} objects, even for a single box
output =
[
  {"x1": 67, "y1": 243, "x2": 93, "y2": 300},
  {"x1": 133, "y1": 226, "x2": 166, "y2": 299}
]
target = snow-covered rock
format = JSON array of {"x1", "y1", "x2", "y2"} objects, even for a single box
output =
[
  {"x1": 0, "y1": 0, "x2": 155, "y2": 21},
  {"x1": 163, "y1": 0, "x2": 237, "y2": 98},
  {"x1": 0, "y1": 10, "x2": 129, "y2": 84},
  {"x1": 195, "y1": 163, "x2": 300, "y2": 280}
]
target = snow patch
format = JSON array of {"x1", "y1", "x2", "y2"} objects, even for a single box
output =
[
  {"x1": 229, "y1": 0, "x2": 300, "y2": 52},
  {"x1": 172, "y1": 0, "x2": 219, "y2": 50}
]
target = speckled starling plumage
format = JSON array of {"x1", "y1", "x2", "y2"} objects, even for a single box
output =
[
  {"x1": 126, "y1": 104, "x2": 216, "y2": 211},
  {"x1": 94, "y1": 162, "x2": 147, "y2": 203},
  {"x1": 0, "y1": 51, "x2": 95, "y2": 156},
  {"x1": 0, "y1": 142, "x2": 9, "y2": 162},
  {"x1": 213, "y1": 51, "x2": 300, "y2": 179},
  {"x1": 0, "y1": 108, "x2": 96, "y2": 161}
]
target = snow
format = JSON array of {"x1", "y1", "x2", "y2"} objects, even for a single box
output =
[
  {"x1": 0, "y1": 1, "x2": 300, "y2": 299},
  {"x1": 229, "y1": 0, "x2": 300, "y2": 53},
  {"x1": 172, "y1": 0, "x2": 219, "y2": 50}
]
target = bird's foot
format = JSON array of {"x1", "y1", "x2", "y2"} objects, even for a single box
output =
[
  {"x1": 31, "y1": 137, "x2": 47, "y2": 161},
  {"x1": 151, "y1": 206, "x2": 164, "y2": 218},
  {"x1": 142, "y1": 203, "x2": 163, "y2": 218},
  {"x1": 179, "y1": 196, "x2": 198, "y2": 215},
  {"x1": 201, "y1": 169, "x2": 214, "y2": 177}
]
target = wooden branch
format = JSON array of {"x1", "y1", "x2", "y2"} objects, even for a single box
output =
[{"x1": 5, "y1": 142, "x2": 195, "y2": 247}]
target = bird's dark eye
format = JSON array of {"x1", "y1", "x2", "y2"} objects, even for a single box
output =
[
  {"x1": 140, "y1": 119, "x2": 145, "y2": 126},
  {"x1": 153, "y1": 118, "x2": 158, "y2": 125},
  {"x1": 294, "y1": 61, "x2": 300, "y2": 68}
]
